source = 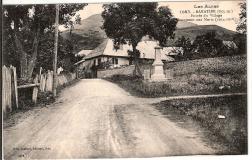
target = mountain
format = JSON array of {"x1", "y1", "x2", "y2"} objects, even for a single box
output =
[
  {"x1": 176, "y1": 20, "x2": 198, "y2": 28},
  {"x1": 176, "y1": 25, "x2": 236, "y2": 40},
  {"x1": 166, "y1": 24, "x2": 237, "y2": 46},
  {"x1": 61, "y1": 14, "x2": 106, "y2": 53},
  {"x1": 61, "y1": 14, "x2": 236, "y2": 52}
]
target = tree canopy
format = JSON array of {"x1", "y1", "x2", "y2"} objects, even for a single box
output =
[
  {"x1": 102, "y1": 2, "x2": 177, "y2": 76},
  {"x1": 3, "y1": 4, "x2": 87, "y2": 80},
  {"x1": 236, "y1": 2, "x2": 246, "y2": 34},
  {"x1": 175, "y1": 36, "x2": 193, "y2": 60},
  {"x1": 102, "y1": 3, "x2": 177, "y2": 48},
  {"x1": 234, "y1": 2, "x2": 246, "y2": 55},
  {"x1": 192, "y1": 32, "x2": 223, "y2": 58}
]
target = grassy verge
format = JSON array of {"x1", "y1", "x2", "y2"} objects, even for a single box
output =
[
  {"x1": 106, "y1": 74, "x2": 246, "y2": 98},
  {"x1": 155, "y1": 95, "x2": 247, "y2": 154}
]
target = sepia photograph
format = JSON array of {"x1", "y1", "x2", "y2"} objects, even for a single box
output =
[{"x1": 2, "y1": 0, "x2": 248, "y2": 159}]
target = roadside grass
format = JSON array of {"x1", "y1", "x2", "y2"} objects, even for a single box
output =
[
  {"x1": 106, "y1": 74, "x2": 246, "y2": 98},
  {"x1": 155, "y1": 95, "x2": 247, "y2": 154},
  {"x1": 107, "y1": 55, "x2": 247, "y2": 97}
]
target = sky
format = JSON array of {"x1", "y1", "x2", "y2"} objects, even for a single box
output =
[{"x1": 59, "y1": 0, "x2": 244, "y2": 31}]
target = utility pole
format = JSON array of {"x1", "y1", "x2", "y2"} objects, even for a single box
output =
[{"x1": 53, "y1": 4, "x2": 59, "y2": 98}]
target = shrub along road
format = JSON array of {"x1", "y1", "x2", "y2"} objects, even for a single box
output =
[{"x1": 4, "y1": 79, "x2": 222, "y2": 159}]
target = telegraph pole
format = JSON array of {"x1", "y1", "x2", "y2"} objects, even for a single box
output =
[{"x1": 53, "y1": 4, "x2": 59, "y2": 98}]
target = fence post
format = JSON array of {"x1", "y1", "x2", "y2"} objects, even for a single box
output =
[
  {"x1": 43, "y1": 73, "x2": 46, "y2": 91},
  {"x1": 32, "y1": 75, "x2": 39, "y2": 104},
  {"x1": 39, "y1": 67, "x2": 42, "y2": 82},
  {"x1": 11, "y1": 66, "x2": 18, "y2": 109},
  {"x1": 7, "y1": 67, "x2": 12, "y2": 112},
  {"x1": 2, "y1": 66, "x2": 6, "y2": 114},
  {"x1": 45, "y1": 70, "x2": 53, "y2": 92}
]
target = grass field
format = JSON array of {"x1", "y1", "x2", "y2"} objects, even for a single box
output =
[
  {"x1": 155, "y1": 95, "x2": 247, "y2": 154},
  {"x1": 108, "y1": 55, "x2": 247, "y2": 97}
]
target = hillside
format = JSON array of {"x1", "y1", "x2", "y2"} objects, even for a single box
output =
[
  {"x1": 176, "y1": 20, "x2": 197, "y2": 28},
  {"x1": 62, "y1": 14, "x2": 237, "y2": 52},
  {"x1": 166, "y1": 25, "x2": 236, "y2": 46},
  {"x1": 177, "y1": 25, "x2": 235, "y2": 40},
  {"x1": 61, "y1": 14, "x2": 106, "y2": 53}
]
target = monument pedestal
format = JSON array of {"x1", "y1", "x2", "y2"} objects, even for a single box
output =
[{"x1": 150, "y1": 46, "x2": 167, "y2": 82}]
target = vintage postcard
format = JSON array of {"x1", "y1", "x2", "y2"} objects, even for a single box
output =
[{"x1": 2, "y1": 0, "x2": 248, "y2": 159}]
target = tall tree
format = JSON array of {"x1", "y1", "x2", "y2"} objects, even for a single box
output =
[
  {"x1": 234, "y1": 2, "x2": 246, "y2": 55},
  {"x1": 192, "y1": 32, "x2": 223, "y2": 59},
  {"x1": 102, "y1": 3, "x2": 178, "y2": 76},
  {"x1": 236, "y1": 2, "x2": 246, "y2": 34},
  {"x1": 175, "y1": 36, "x2": 193, "y2": 60},
  {"x1": 3, "y1": 4, "x2": 86, "y2": 80}
]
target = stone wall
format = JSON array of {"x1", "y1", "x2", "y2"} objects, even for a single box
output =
[
  {"x1": 97, "y1": 65, "x2": 135, "y2": 78},
  {"x1": 164, "y1": 55, "x2": 246, "y2": 76},
  {"x1": 97, "y1": 55, "x2": 246, "y2": 80}
]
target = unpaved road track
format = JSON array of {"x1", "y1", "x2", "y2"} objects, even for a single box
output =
[{"x1": 4, "y1": 79, "x2": 216, "y2": 159}]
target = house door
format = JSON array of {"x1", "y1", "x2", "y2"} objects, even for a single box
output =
[{"x1": 90, "y1": 65, "x2": 97, "y2": 78}]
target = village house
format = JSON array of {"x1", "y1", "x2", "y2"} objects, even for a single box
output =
[{"x1": 75, "y1": 38, "x2": 183, "y2": 78}]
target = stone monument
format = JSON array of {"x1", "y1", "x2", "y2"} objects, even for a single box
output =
[{"x1": 150, "y1": 46, "x2": 167, "y2": 81}]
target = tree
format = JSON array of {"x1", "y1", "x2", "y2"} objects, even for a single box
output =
[
  {"x1": 236, "y1": 2, "x2": 246, "y2": 34},
  {"x1": 64, "y1": 13, "x2": 82, "y2": 36},
  {"x1": 192, "y1": 32, "x2": 223, "y2": 59},
  {"x1": 233, "y1": 33, "x2": 246, "y2": 55},
  {"x1": 3, "y1": 4, "x2": 86, "y2": 81},
  {"x1": 234, "y1": 2, "x2": 246, "y2": 55},
  {"x1": 102, "y1": 3, "x2": 178, "y2": 76},
  {"x1": 174, "y1": 36, "x2": 193, "y2": 60},
  {"x1": 36, "y1": 31, "x2": 76, "y2": 73}
]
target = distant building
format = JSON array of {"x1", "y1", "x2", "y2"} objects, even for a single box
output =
[{"x1": 75, "y1": 38, "x2": 182, "y2": 78}]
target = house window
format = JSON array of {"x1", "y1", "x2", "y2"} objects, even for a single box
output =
[{"x1": 112, "y1": 58, "x2": 118, "y2": 64}]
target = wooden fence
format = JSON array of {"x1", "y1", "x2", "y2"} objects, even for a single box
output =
[
  {"x1": 2, "y1": 66, "x2": 76, "y2": 115},
  {"x1": 2, "y1": 66, "x2": 18, "y2": 114},
  {"x1": 39, "y1": 70, "x2": 76, "y2": 92}
]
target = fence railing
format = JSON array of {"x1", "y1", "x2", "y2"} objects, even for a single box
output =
[{"x1": 2, "y1": 66, "x2": 76, "y2": 115}]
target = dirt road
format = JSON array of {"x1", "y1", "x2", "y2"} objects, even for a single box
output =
[{"x1": 3, "y1": 79, "x2": 216, "y2": 159}]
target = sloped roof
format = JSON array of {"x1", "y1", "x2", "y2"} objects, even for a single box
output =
[
  {"x1": 84, "y1": 39, "x2": 109, "y2": 60},
  {"x1": 74, "y1": 59, "x2": 85, "y2": 66},
  {"x1": 77, "y1": 50, "x2": 93, "y2": 57},
  {"x1": 84, "y1": 39, "x2": 181, "y2": 61},
  {"x1": 223, "y1": 41, "x2": 238, "y2": 49}
]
